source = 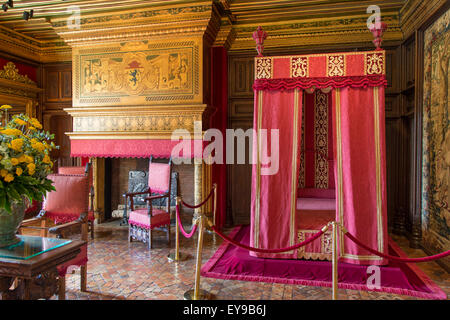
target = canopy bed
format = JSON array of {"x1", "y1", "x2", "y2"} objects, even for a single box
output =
[{"x1": 250, "y1": 49, "x2": 389, "y2": 266}]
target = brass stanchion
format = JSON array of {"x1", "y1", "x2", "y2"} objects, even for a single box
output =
[
  {"x1": 168, "y1": 197, "x2": 190, "y2": 262},
  {"x1": 184, "y1": 214, "x2": 211, "y2": 300},
  {"x1": 332, "y1": 221, "x2": 339, "y2": 300},
  {"x1": 205, "y1": 184, "x2": 217, "y2": 235}
]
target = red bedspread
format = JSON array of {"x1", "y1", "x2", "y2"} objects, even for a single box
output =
[{"x1": 296, "y1": 198, "x2": 336, "y2": 261}]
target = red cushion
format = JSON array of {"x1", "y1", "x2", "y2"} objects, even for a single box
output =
[
  {"x1": 129, "y1": 208, "x2": 170, "y2": 229},
  {"x1": 44, "y1": 174, "x2": 89, "y2": 216},
  {"x1": 58, "y1": 166, "x2": 93, "y2": 187},
  {"x1": 148, "y1": 162, "x2": 170, "y2": 193}
]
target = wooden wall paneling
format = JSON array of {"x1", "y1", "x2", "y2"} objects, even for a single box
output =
[
  {"x1": 410, "y1": 28, "x2": 425, "y2": 248},
  {"x1": 229, "y1": 57, "x2": 254, "y2": 97},
  {"x1": 227, "y1": 55, "x2": 255, "y2": 226},
  {"x1": 42, "y1": 62, "x2": 74, "y2": 170},
  {"x1": 227, "y1": 117, "x2": 253, "y2": 225}
]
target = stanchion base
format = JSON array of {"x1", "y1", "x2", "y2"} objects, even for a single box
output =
[
  {"x1": 183, "y1": 289, "x2": 212, "y2": 300},
  {"x1": 167, "y1": 252, "x2": 190, "y2": 262}
]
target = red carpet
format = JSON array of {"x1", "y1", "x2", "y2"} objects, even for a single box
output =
[{"x1": 201, "y1": 225, "x2": 446, "y2": 300}]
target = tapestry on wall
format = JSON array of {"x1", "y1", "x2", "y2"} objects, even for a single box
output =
[{"x1": 422, "y1": 8, "x2": 450, "y2": 262}]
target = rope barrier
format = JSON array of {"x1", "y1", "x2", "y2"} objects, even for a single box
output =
[
  {"x1": 181, "y1": 188, "x2": 214, "y2": 209},
  {"x1": 210, "y1": 225, "x2": 326, "y2": 254},
  {"x1": 176, "y1": 204, "x2": 198, "y2": 239},
  {"x1": 344, "y1": 231, "x2": 450, "y2": 263}
]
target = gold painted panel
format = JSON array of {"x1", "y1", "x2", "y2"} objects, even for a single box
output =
[{"x1": 73, "y1": 39, "x2": 203, "y2": 106}]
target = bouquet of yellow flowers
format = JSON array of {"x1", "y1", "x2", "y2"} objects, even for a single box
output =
[{"x1": 0, "y1": 105, "x2": 58, "y2": 212}]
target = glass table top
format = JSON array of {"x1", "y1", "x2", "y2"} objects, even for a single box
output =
[{"x1": 0, "y1": 235, "x2": 72, "y2": 260}]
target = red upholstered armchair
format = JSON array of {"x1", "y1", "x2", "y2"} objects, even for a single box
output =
[
  {"x1": 55, "y1": 163, "x2": 95, "y2": 239},
  {"x1": 125, "y1": 157, "x2": 172, "y2": 249},
  {"x1": 20, "y1": 173, "x2": 90, "y2": 300}
]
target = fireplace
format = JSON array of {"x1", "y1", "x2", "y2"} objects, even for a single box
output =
[
  {"x1": 106, "y1": 158, "x2": 196, "y2": 223},
  {"x1": 58, "y1": 12, "x2": 219, "y2": 226}
]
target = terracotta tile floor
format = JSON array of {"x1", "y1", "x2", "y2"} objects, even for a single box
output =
[{"x1": 42, "y1": 218, "x2": 448, "y2": 300}]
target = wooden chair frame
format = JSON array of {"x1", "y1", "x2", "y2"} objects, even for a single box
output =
[{"x1": 124, "y1": 156, "x2": 172, "y2": 249}]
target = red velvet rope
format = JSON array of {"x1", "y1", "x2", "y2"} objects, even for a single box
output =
[
  {"x1": 345, "y1": 232, "x2": 450, "y2": 263},
  {"x1": 253, "y1": 75, "x2": 387, "y2": 91},
  {"x1": 211, "y1": 225, "x2": 325, "y2": 254},
  {"x1": 181, "y1": 188, "x2": 214, "y2": 209},
  {"x1": 175, "y1": 204, "x2": 198, "y2": 239}
]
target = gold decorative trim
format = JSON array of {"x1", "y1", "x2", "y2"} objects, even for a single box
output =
[
  {"x1": 297, "y1": 229, "x2": 332, "y2": 261},
  {"x1": 291, "y1": 56, "x2": 309, "y2": 78},
  {"x1": 335, "y1": 88, "x2": 345, "y2": 258},
  {"x1": 0, "y1": 62, "x2": 35, "y2": 85},
  {"x1": 314, "y1": 90, "x2": 329, "y2": 189},
  {"x1": 254, "y1": 90, "x2": 263, "y2": 249},
  {"x1": 365, "y1": 52, "x2": 385, "y2": 75},
  {"x1": 327, "y1": 54, "x2": 346, "y2": 77},
  {"x1": 290, "y1": 89, "x2": 300, "y2": 250},
  {"x1": 373, "y1": 86, "x2": 384, "y2": 253},
  {"x1": 255, "y1": 57, "x2": 273, "y2": 79}
]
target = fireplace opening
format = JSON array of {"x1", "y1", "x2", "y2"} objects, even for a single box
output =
[{"x1": 100, "y1": 157, "x2": 195, "y2": 224}]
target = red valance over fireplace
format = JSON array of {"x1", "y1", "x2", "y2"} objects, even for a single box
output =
[{"x1": 70, "y1": 139, "x2": 205, "y2": 158}]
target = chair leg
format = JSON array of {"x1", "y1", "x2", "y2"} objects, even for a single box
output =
[
  {"x1": 90, "y1": 221, "x2": 95, "y2": 240},
  {"x1": 58, "y1": 276, "x2": 66, "y2": 300},
  {"x1": 148, "y1": 228, "x2": 153, "y2": 249},
  {"x1": 80, "y1": 265, "x2": 87, "y2": 292},
  {"x1": 167, "y1": 224, "x2": 171, "y2": 246}
]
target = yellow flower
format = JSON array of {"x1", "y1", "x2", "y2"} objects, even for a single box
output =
[
  {"x1": 29, "y1": 126, "x2": 36, "y2": 131},
  {"x1": 10, "y1": 138, "x2": 24, "y2": 151},
  {"x1": 1, "y1": 128, "x2": 22, "y2": 136},
  {"x1": 30, "y1": 118, "x2": 42, "y2": 130},
  {"x1": 0, "y1": 169, "x2": 7, "y2": 177},
  {"x1": 10, "y1": 158, "x2": 19, "y2": 166},
  {"x1": 25, "y1": 155, "x2": 33, "y2": 163},
  {"x1": 31, "y1": 141, "x2": 46, "y2": 152},
  {"x1": 42, "y1": 154, "x2": 51, "y2": 164},
  {"x1": 14, "y1": 118, "x2": 27, "y2": 126},
  {"x1": 4, "y1": 173, "x2": 14, "y2": 182},
  {"x1": 18, "y1": 155, "x2": 27, "y2": 163},
  {"x1": 27, "y1": 163, "x2": 35, "y2": 175},
  {"x1": 16, "y1": 167, "x2": 23, "y2": 176},
  {"x1": 0, "y1": 105, "x2": 12, "y2": 110}
]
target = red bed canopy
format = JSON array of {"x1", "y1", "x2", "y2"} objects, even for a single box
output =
[{"x1": 250, "y1": 50, "x2": 388, "y2": 266}]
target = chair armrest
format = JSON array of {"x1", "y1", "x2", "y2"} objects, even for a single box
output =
[
  {"x1": 48, "y1": 213, "x2": 88, "y2": 238},
  {"x1": 144, "y1": 194, "x2": 168, "y2": 202},
  {"x1": 123, "y1": 190, "x2": 151, "y2": 198},
  {"x1": 21, "y1": 216, "x2": 44, "y2": 226}
]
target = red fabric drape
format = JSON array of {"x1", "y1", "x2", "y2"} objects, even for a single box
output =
[
  {"x1": 250, "y1": 89, "x2": 302, "y2": 259},
  {"x1": 70, "y1": 139, "x2": 205, "y2": 158},
  {"x1": 210, "y1": 46, "x2": 228, "y2": 229},
  {"x1": 332, "y1": 86, "x2": 388, "y2": 265}
]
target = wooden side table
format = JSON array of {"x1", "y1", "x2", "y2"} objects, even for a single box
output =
[{"x1": 0, "y1": 235, "x2": 85, "y2": 300}]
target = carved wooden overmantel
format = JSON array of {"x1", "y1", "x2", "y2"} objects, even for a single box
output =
[
  {"x1": 54, "y1": 1, "x2": 221, "y2": 140},
  {"x1": 49, "y1": 1, "x2": 221, "y2": 220},
  {"x1": 0, "y1": 62, "x2": 42, "y2": 118}
]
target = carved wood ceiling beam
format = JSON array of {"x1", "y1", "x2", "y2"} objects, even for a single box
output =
[{"x1": 0, "y1": 0, "x2": 448, "y2": 61}]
